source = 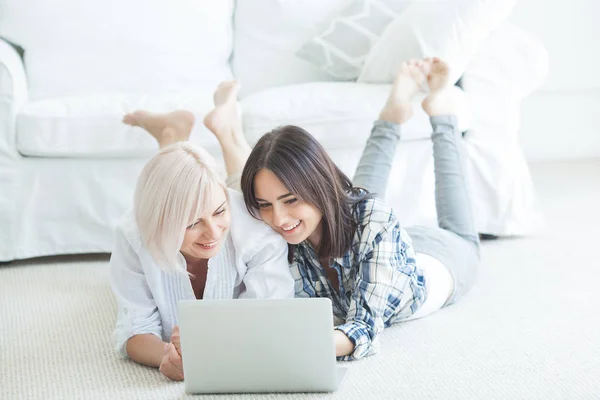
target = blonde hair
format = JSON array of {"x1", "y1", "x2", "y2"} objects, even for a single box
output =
[{"x1": 134, "y1": 142, "x2": 227, "y2": 273}]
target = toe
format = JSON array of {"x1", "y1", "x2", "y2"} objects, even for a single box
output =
[{"x1": 122, "y1": 114, "x2": 137, "y2": 125}]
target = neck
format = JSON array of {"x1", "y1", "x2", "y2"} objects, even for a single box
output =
[
  {"x1": 181, "y1": 251, "x2": 208, "y2": 268},
  {"x1": 307, "y1": 221, "x2": 323, "y2": 251}
]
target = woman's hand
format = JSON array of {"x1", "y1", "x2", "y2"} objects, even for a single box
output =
[{"x1": 159, "y1": 343, "x2": 184, "y2": 381}]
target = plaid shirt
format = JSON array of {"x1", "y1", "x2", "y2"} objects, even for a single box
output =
[{"x1": 290, "y1": 197, "x2": 426, "y2": 360}]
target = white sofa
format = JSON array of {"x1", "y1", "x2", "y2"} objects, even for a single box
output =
[{"x1": 0, "y1": 0, "x2": 548, "y2": 262}]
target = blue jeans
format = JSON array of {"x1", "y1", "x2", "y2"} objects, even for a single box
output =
[{"x1": 353, "y1": 116, "x2": 480, "y2": 304}]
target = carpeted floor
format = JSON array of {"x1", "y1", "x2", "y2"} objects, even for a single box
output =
[{"x1": 1, "y1": 159, "x2": 599, "y2": 400}]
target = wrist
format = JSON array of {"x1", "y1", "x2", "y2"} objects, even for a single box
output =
[{"x1": 334, "y1": 330, "x2": 355, "y2": 357}]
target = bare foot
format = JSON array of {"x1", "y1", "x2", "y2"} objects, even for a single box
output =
[
  {"x1": 379, "y1": 59, "x2": 428, "y2": 124},
  {"x1": 203, "y1": 81, "x2": 251, "y2": 178},
  {"x1": 123, "y1": 110, "x2": 195, "y2": 149},
  {"x1": 421, "y1": 57, "x2": 459, "y2": 116},
  {"x1": 203, "y1": 81, "x2": 243, "y2": 143}
]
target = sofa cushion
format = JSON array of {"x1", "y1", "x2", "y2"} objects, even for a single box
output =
[
  {"x1": 241, "y1": 82, "x2": 469, "y2": 149},
  {"x1": 16, "y1": 93, "x2": 222, "y2": 157},
  {"x1": 233, "y1": 0, "x2": 353, "y2": 98},
  {"x1": 17, "y1": 83, "x2": 469, "y2": 158},
  {"x1": 0, "y1": 0, "x2": 234, "y2": 100}
]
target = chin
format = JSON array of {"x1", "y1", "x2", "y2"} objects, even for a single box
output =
[
  {"x1": 191, "y1": 244, "x2": 222, "y2": 259},
  {"x1": 285, "y1": 234, "x2": 310, "y2": 246}
]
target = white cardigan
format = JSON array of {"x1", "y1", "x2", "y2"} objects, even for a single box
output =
[{"x1": 109, "y1": 189, "x2": 294, "y2": 356}]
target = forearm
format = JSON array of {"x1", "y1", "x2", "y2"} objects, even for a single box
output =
[
  {"x1": 334, "y1": 330, "x2": 355, "y2": 357},
  {"x1": 125, "y1": 334, "x2": 165, "y2": 367}
]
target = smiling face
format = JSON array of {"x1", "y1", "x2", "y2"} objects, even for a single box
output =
[
  {"x1": 179, "y1": 188, "x2": 231, "y2": 261},
  {"x1": 253, "y1": 168, "x2": 323, "y2": 247}
]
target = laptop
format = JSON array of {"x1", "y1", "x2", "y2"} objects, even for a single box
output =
[{"x1": 177, "y1": 298, "x2": 348, "y2": 394}]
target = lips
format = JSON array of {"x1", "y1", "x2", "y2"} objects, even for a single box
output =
[
  {"x1": 281, "y1": 221, "x2": 301, "y2": 234},
  {"x1": 197, "y1": 240, "x2": 218, "y2": 249}
]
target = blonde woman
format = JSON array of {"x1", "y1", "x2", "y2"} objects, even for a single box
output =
[{"x1": 110, "y1": 84, "x2": 294, "y2": 381}]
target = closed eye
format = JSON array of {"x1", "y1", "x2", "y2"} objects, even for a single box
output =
[
  {"x1": 284, "y1": 198, "x2": 297, "y2": 205},
  {"x1": 186, "y1": 220, "x2": 200, "y2": 230},
  {"x1": 257, "y1": 203, "x2": 271, "y2": 209}
]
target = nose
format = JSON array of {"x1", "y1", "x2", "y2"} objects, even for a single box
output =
[
  {"x1": 272, "y1": 204, "x2": 288, "y2": 227},
  {"x1": 203, "y1": 219, "x2": 220, "y2": 241}
]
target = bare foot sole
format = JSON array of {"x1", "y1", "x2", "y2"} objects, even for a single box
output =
[
  {"x1": 422, "y1": 89, "x2": 462, "y2": 117},
  {"x1": 379, "y1": 59, "x2": 428, "y2": 124},
  {"x1": 123, "y1": 110, "x2": 195, "y2": 148},
  {"x1": 203, "y1": 81, "x2": 243, "y2": 143},
  {"x1": 421, "y1": 57, "x2": 460, "y2": 116},
  {"x1": 204, "y1": 81, "x2": 251, "y2": 177}
]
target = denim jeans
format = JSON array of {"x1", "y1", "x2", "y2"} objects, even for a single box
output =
[{"x1": 353, "y1": 116, "x2": 480, "y2": 304}]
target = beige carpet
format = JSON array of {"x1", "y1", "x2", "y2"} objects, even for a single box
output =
[{"x1": 2, "y1": 159, "x2": 599, "y2": 400}]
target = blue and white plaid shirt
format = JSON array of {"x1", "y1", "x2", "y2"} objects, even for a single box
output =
[{"x1": 290, "y1": 197, "x2": 427, "y2": 360}]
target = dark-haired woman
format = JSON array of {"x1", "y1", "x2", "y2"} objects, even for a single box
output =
[{"x1": 240, "y1": 58, "x2": 479, "y2": 360}]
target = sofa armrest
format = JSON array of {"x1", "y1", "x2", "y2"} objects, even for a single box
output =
[
  {"x1": 457, "y1": 24, "x2": 548, "y2": 235},
  {"x1": 358, "y1": 0, "x2": 517, "y2": 85},
  {"x1": 462, "y1": 23, "x2": 549, "y2": 99},
  {"x1": 0, "y1": 38, "x2": 28, "y2": 151}
]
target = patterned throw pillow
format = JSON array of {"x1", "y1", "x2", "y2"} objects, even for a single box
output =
[{"x1": 296, "y1": 0, "x2": 410, "y2": 80}]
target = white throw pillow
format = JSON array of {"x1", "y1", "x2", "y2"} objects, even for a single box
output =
[
  {"x1": 296, "y1": 0, "x2": 411, "y2": 80},
  {"x1": 357, "y1": 0, "x2": 517, "y2": 85}
]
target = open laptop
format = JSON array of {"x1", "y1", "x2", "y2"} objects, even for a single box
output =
[{"x1": 177, "y1": 298, "x2": 348, "y2": 394}]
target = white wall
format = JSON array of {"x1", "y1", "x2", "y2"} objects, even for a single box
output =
[{"x1": 509, "y1": 0, "x2": 600, "y2": 160}]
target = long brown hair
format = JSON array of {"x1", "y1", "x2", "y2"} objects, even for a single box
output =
[{"x1": 241, "y1": 125, "x2": 370, "y2": 259}]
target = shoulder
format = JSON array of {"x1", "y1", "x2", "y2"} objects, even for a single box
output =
[
  {"x1": 114, "y1": 208, "x2": 143, "y2": 253},
  {"x1": 227, "y1": 189, "x2": 287, "y2": 258},
  {"x1": 353, "y1": 197, "x2": 405, "y2": 250},
  {"x1": 355, "y1": 197, "x2": 399, "y2": 233},
  {"x1": 227, "y1": 189, "x2": 258, "y2": 228}
]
